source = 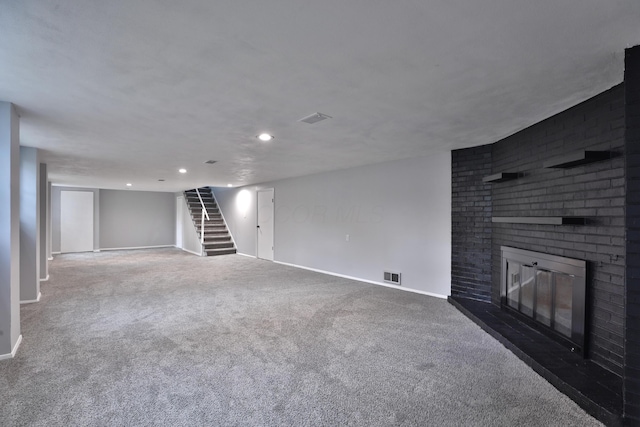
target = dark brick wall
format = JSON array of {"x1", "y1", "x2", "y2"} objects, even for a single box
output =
[
  {"x1": 451, "y1": 145, "x2": 492, "y2": 301},
  {"x1": 451, "y1": 85, "x2": 626, "y2": 377},
  {"x1": 624, "y1": 45, "x2": 640, "y2": 424},
  {"x1": 491, "y1": 85, "x2": 626, "y2": 376}
]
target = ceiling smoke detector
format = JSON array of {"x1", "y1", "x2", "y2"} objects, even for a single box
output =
[
  {"x1": 299, "y1": 112, "x2": 332, "y2": 124},
  {"x1": 204, "y1": 160, "x2": 217, "y2": 164}
]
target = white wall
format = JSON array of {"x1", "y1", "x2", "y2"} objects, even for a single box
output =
[
  {"x1": 214, "y1": 152, "x2": 452, "y2": 297},
  {"x1": 99, "y1": 190, "x2": 175, "y2": 249}
]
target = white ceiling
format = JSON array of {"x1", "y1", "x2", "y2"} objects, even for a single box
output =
[{"x1": 1, "y1": 1, "x2": 639, "y2": 192}]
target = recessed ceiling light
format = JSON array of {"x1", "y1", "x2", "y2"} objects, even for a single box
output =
[
  {"x1": 126, "y1": 183, "x2": 132, "y2": 187},
  {"x1": 227, "y1": 184, "x2": 233, "y2": 187},
  {"x1": 257, "y1": 133, "x2": 274, "y2": 142},
  {"x1": 178, "y1": 168, "x2": 187, "y2": 174}
]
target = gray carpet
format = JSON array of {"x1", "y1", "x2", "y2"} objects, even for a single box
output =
[{"x1": 0, "y1": 248, "x2": 601, "y2": 426}]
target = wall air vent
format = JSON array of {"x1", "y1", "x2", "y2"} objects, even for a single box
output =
[
  {"x1": 299, "y1": 112, "x2": 332, "y2": 124},
  {"x1": 204, "y1": 160, "x2": 217, "y2": 165},
  {"x1": 384, "y1": 271, "x2": 401, "y2": 285}
]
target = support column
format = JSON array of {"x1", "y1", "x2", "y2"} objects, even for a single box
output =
[
  {"x1": 624, "y1": 45, "x2": 640, "y2": 424},
  {"x1": 20, "y1": 146, "x2": 40, "y2": 303},
  {"x1": 47, "y1": 181, "x2": 52, "y2": 262},
  {"x1": 39, "y1": 163, "x2": 48, "y2": 281},
  {"x1": 0, "y1": 102, "x2": 21, "y2": 360}
]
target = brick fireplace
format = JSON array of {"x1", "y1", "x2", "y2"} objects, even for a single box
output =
[{"x1": 450, "y1": 45, "x2": 640, "y2": 425}]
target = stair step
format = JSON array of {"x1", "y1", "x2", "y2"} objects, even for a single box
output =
[
  {"x1": 185, "y1": 195, "x2": 213, "y2": 201},
  {"x1": 203, "y1": 241, "x2": 234, "y2": 249},
  {"x1": 186, "y1": 197, "x2": 215, "y2": 202},
  {"x1": 187, "y1": 201, "x2": 216, "y2": 207},
  {"x1": 187, "y1": 202, "x2": 216, "y2": 207},
  {"x1": 203, "y1": 236, "x2": 231, "y2": 242},
  {"x1": 199, "y1": 230, "x2": 229, "y2": 235},
  {"x1": 192, "y1": 215, "x2": 221, "y2": 221},
  {"x1": 186, "y1": 194, "x2": 214, "y2": 199},
  {"x1": 205, "y1": 248, "x2": 236, "y2": 256},
  {"x1": 192, "y1": 212, "x2": 221, "y2": 218},
  {"x1": 192, "y1": 214, "x2": 222, "y2": 219},
  {"x1": 190, "y1": 206, "x2": 218, "y2": 210}
]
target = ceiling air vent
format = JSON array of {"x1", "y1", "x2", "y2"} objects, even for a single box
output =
[
  {"x1": 204, "y1": 160, "x2": 217, "y2": 165},
  {"x1": 299, "y1": 112, "x2": 332, "y2": 124},
  {"x1": 384, "y1": 271, "x2": 401, "y2": 285}
]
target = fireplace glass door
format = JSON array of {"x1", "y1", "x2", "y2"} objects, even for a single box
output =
[
  {"x1": 505, "y1": 262, "x2": 573, "y2": 339},
  {"x1": 501, "y1": 247, "x2": 586, "y2": 353}
]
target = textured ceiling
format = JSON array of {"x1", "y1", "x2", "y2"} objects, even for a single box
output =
[{"x1": 1, "y1": 1, "x2": 639, "y2": 192}]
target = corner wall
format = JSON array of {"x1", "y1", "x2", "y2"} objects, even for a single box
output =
[
  {"x1": 214, "y1": 152, "x2": 452, "y2": 297},
  {"x1": 451, "y1": 145, "x2": 492, "y2": 301},
  {"x1": 624, "y1": 44, "x2": 640, "y2": 424}
]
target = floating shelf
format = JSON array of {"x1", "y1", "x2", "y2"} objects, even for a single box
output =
[
  {"x1": 492, "y1": 217, "x2": 587, "y2": 225},
  {"x1": 482, "y1": 172, "x2": 520, "y2": 183},
  {"x1": 543, "y1": 150, "x2": 610, "y2": 169}
]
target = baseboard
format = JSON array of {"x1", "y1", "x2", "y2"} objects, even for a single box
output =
[
  {"x1": 180, "y1": 247, "x2": 202, "y2": 256},
  {"x1": 47, "y1": 256, "x2": 53, "y2": 261},
  {"x1": 52, "y1": 252, "x2": 61, "y2": 255},
  {"x1": 20, "y1": 292, "x2": 42, "y2": 304},
  {"x1": 93, "y1": 249, "x2": 101, "y2": 253},
  {"x1": 0, "y1": 335, "x2": 23, "y2": 361},
  {"x1": 236, "y1": 252, "x2": 256, "y2": 258},
  {"x1": 99, "y1": 245, "x2": 174, "y2": 251},
  {"x1": 273, "y1": 260, "x2": 448, "y2": 300},
  {"x1": 40, "y1": 275, "x2": 50, "y2": 282}
]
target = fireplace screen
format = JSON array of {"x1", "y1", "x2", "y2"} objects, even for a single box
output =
[{"x1": 501, "y1": 247, "x2": 586, "y2": 353}]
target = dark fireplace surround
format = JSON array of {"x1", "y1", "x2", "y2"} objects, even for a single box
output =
[{"x1": 450, "y1": 46, "x2": 640, "y2": 426}]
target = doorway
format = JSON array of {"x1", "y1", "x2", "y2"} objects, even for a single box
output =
[{"x1": 257, "y1": 189, "x2": 274, "y2": 260}]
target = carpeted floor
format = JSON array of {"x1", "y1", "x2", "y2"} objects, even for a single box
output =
[{"x1": 0, "y1": 248, "x2": 601, "y2": 426}]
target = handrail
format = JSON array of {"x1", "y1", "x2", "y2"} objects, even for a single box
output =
[
  {"x1": 195, "y1": 189, "x2": 210, "y2": 248},
  {"x1": 195, "y1": 189, "x2": 210, "y2": 221}
]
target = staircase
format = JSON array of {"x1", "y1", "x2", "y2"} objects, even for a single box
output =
[{"x1": 184, "y1": 187, "x2": 236, "y2": 256}]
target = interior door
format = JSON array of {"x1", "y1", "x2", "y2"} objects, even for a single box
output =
[
  {"x1": 60, "y1": 190, "x2": 94, "y2": 253},
  {"x1": 257, "y1": 189, "x2": 274, "y2": 260}
]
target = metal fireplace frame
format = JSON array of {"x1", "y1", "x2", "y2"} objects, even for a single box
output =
[{"x1": 500, "y1": 246, "x2": 587, "y2": 355}]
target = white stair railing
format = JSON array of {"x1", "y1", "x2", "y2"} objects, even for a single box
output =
[{"x1": 195, "y1": 189, "x2": 210, "y2": 255}]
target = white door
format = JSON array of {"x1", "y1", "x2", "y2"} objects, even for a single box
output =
[
  {"x1": 60, "y1": 191, "x2": 94, "y2": 253},
  {"x1": 257, "y1": 189, "x2": 274, "y2": 260},
  {"x1": 176, "y1": 196, "x2": 184, "y2": 249}
]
